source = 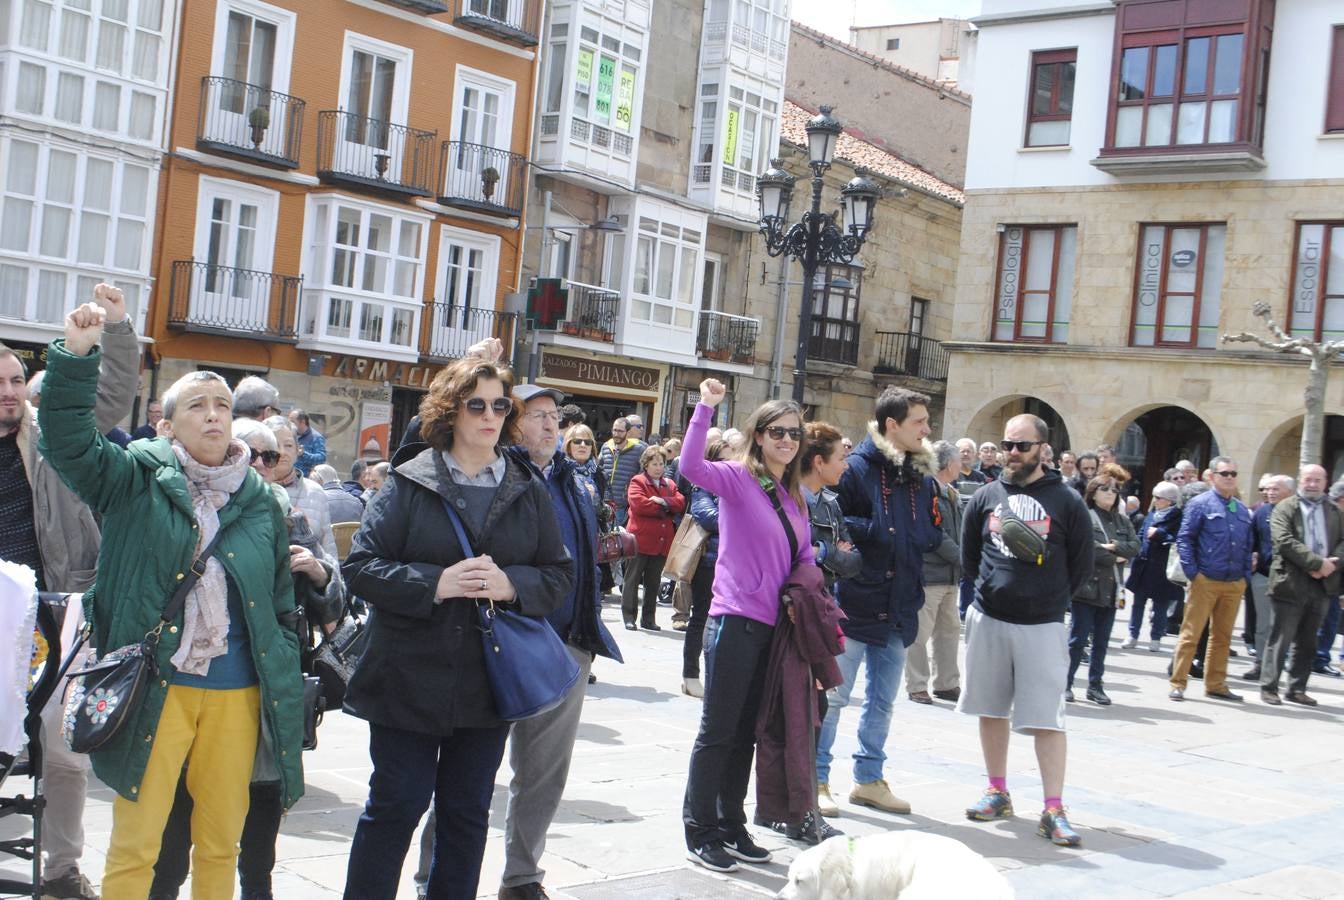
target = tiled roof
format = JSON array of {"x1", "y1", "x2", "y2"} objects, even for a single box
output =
[{"x1": 779, "y1": 100, "x2": 966, "y2": 206}]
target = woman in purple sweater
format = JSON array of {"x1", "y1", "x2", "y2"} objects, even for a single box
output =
[{"x1": 679, "y1": 378, "x2": 813, "y2": 873}]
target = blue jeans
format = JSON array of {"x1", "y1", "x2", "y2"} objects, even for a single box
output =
[
  {"x1": 816, "y1": 633, "x2": 906, "y2": 786},
  {"x1": 1069, "y1": 602, "x2": 1116, "y2": 688},
  {"x1": 344, "y1": 722, "x2": 509, "y2": 900},
  {"x1": 1316, "y1": 597, "x2": 1342, "y2": 665},
  {"x1": 1127, "y1": 594, "x2": 1170, "y2": 640}
]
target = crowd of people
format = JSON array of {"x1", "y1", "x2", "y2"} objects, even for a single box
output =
[{"x1": 5, "y1": 292, "x2": 1343, "y2": 900}]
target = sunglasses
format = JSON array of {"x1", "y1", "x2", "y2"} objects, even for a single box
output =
[
  {"x1": 999, "y1": 440, "x2": 1043, "y2": 453},
  {"x1": 250, "y1": 447, "x2": 280, "y2": 468},
  {"x1": 464, "y1": 397, "x2": 514, "y2": 416},
  {"x1": 762, "y1": 426, "x2": 803, "y2": 441},
  {"x1": 569, "y1": 438, "x2": 594, "y2": 447},
  {"x1": 1095, "y1": 485, "x2": 1118, "y2": 493},
  {"x1": 1214, "y1": 470, "x2": 1238, "y2": 478}
]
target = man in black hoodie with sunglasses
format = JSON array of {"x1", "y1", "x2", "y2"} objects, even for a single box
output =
[{"x1": 959, "y1": 414, "x2": 1092, "y2": 848}]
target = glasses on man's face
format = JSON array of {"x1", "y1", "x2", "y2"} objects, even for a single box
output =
[
  {"x1": 524, "y1": 410, "x2": 561, "y2": 423},
  {"x1": 464, "y1": 397, "x2": 514, "y2": 417},
  {"x1": 570, "y1": 438, "x2": 594, "y2": 447},
  {"x1": 249, "y1": 447, "x2": 280, "y2": 468},
  {"x1": 762, "y1": 425, "x2": 803, "y2": 441},
  {"x1": 999, "y1": 440, "x2": 1043, "y2": 453},
  {"x1": 1215, "y1": 470, "x2": 1239, "y2": 479}
]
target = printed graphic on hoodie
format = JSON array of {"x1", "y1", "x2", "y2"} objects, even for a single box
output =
[{"x1": 988, "y1": 493, "x2": 1052, "y2": 558}]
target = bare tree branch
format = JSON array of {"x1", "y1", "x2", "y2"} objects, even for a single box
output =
[{"x1": 1222, "y1": 331, "x2": 1308, "y2": 354}]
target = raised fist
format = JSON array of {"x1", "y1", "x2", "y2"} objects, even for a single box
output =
[
  {"x1": 699, "y1": 378, "x2": 726, "y2": 408},
  {"x1": 93, "y1": 283, "x2": 127, "y2": 324},
  {"x1": 64, "y1": 302, "x2": 107, "y2": 357},
  {"x1": 465, "y1": 336, "x2": 505, "y2": 364}
]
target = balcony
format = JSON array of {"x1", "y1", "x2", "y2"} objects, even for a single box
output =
[
  {"x1": 196, "y1": 77, "x2": 304, "y2": 168},
  {"x1": 378, "y1": 0, "x2": 449, "y2": 12},
  {"x1": 316, "y1": 111, "x2": 436, "y2": 198},
  {"x1": 422, "y1": 303, "x2": 520, "y2": 363},
  {"x1": 167, "y1": 260, "x2": 300, "y2": 342},
  {"x1": 555, "y1": 280, "x2": 620, "y2": 343},
  {"x1": 874, "y1": 331, "x2": 950, "y2": 382},
  {"x1": 697, "y1": 311, "x2": 760, "y2": 366},
  {"x1": 453, "y1": 0, "x2": 540, "y2": 47},
  {"x1": 808, "y1": 317, "x2": 859, "y2": 367},
  {"x1": 437, "y1": 142, "x2": 525, "y2": 217}
]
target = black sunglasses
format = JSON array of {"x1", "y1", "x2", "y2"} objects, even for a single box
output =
[
  {"x1": 569, "y1": 438, "x2": 595, "y2": 447},
  {"x1": 999, "y1": 440, "x2": 1043, "y2": 453},
  {"x1": 762, "y1": 425, "x2": 803, "y2": 441},
  {"x1": 250, "y1": 447, "x2": 280, "y2": 468},
  {"x1": 1215, "y1": 470, "x2": 1239, "y2": 478},
  {"x1": 464, "y1": 397, "x2": 514, "y2": 416}
]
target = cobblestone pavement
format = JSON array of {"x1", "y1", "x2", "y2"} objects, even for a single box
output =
[{"x1": 6, "y1": 598, "x2": 1344, "y2": 898}]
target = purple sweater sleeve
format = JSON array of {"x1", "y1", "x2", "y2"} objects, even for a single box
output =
[{"x1": 678, "y1": 402, "x2": 743, "y2": 501}]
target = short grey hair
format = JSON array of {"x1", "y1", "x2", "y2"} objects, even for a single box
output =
[
  {"x1": 1273, "y1": 474, "x2": 1297, "y2": 492},
  {"x1": 233, "y1": 375, "x2": 280, "y2": 419},
  {"x1": 956, "y1": 437, "x2": 976, "y2": 450},
  {"x1": 1209, "y1": 455, "x2": 1235, "y2": 472},
  {"x1": 372, "y1": 460, "x2": 391, "y2": 477},
  {"x1": 1330, "y1": 479, "x2": 1344, "y2": 502},
  {"x1": 312, "y1": 463, "x2": 338, "y2": 483},
  {"x1": 262, "y1": 414, "x2": 294, "y2": 442},
  {"x1": 1181, "y1": 480, "x2": 1211, "y2": 502},
  {"x1": 931, "y1": 439, "x2": 958, "y2": 472},
  {"x1": 232, "y1": 417, "x2": 277, "y2": 451},
  {"x1": 162, "y1": 371, "x2": 230, "y2": 420},
  {"x1": 26, "y1": 370, "x2": 43, "y2": 401}
]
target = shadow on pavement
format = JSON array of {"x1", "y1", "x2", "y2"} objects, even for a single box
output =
[
  {"x1": 576, "y1": 722, "x2": 624, "y2": 745},
  {"x1": 585, "y1": 682, "x2": 680, "y2": 704}
]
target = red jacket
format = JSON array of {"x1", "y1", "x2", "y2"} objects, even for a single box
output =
[{"x1": 626, "y1": 472, "x2": 686, "y2": 556}]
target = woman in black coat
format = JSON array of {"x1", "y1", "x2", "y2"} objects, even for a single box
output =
[
  {"x1": 341, "y1": 358, "x2": 572, "y2": 900},
  {"x1": 1122, "y1": 481, "x2": 1184, "y2": 652}
]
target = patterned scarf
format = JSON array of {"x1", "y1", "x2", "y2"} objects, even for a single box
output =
[{"x1": 169, "y1": 438, "x2": 250, "y2": 676}]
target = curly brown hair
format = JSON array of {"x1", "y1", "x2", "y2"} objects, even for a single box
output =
[{"x1": 418, "y1": 358, "x2": 521, "y2": 452}]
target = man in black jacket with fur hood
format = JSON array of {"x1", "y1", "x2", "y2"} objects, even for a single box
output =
[
  {"x1": 959, "y1": 414, "x2": 1092, "y2": 848},
  {"x1": 816, "y1": 388, "x2": 943, "y2": 821}
]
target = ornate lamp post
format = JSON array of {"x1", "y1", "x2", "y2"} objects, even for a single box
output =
[{"x1": 757, "y1": 106, "x2": 880, "y2": 403}]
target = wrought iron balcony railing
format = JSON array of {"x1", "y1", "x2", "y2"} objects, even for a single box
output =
[
  {"x1": 197, "y1": 77, "x2": 304, "y2": 167},
  {"x1": 437, "y1": 142, "x2": 526, "y2": 216},
  {"x1": 167, "y1": 260, "x2": 300, "y2": 342},
  {"x1": 378, "y1": 0, "x2": 449, "y2": 12},
  {"x1": 422, "y1": 303, "x2": 520, "y2": 363},
  {"x1": 453, "y1": 0, "x2": 540, "y2": 47},
  {"x1": 316, "y1": 110, "x2": 436, "y2": 197},
  {"x1": 874, "y1": 331, "x2": 950, "y2": 382},
  {"x1": 553, "y1": 280, "x2": 619, "y2": 342},
  {"x1": 808, "y1": 317, "x2": 859, "y2": 367},
  {"x1": 697, "y1": 310, "x2": 760, "y2": 366}
]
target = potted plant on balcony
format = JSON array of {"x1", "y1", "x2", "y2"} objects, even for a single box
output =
[
  {"x1": 248, "y1": 106, "x2": 270, "y2": 149},
  {"x1": 480, "y1": 166, "x2": 500, "y2": 201},
  {"x1": 559, "y1": 320, "x2": 580, "y2": 336}
]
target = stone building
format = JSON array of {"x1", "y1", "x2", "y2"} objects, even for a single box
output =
[
  {"x1": 846, "y1": 17, "x2": 969, "y2": 87},
  {"x1": 946, "y1": 0, "x2": 1344, "y2": 495}
]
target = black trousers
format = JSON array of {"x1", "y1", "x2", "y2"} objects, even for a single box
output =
[
  {"x1": 683, "y1": 614, "x2": 774, "y2": 848},
  {"x1": 622, "y1": 553, "x2": 666, "y2": 625},
  {"x1": 150, "y1": 776, "x2": 284, "y2": 894},
  {"x1": 1262, "y1": 596, "x2": 1330, "y2": 695},
  {"x1": 682, "y1": 563, "x2": 715, "y2": 678}
]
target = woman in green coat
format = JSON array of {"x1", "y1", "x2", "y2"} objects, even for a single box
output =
[{"x1": 38, "y1": 301, "x2": 304, "y2": 900}]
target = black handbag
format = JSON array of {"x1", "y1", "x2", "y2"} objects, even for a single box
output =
[
  {"x1": 440, "y1": 498, "x2": 580, "y2": 721},
  {"x1": 301, "y1": 675, "x2": 324, "y2": 751},
  {"x1": 62, "y1": 529, "x2": 228, "y2": 754},
  {"x1": 310, "y1": 610, "x2": 370, "y2": 709}
]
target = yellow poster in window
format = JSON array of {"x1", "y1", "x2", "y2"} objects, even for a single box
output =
[
  {"x1": 616, "y1": 69, "x2": 635, "y2": 133},
  {"x1": 722, "y1": 108, "x2": 740, "y2": 165},
  {"x1": 576, "y1": 48, "x2": 593, "y2": 93}
]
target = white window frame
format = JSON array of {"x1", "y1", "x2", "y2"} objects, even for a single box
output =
[
  {"x1": 191, "y1": 175, "x2": 280, "y2": 273},
  {"x1": 337, "y1": 31, "x2": 413, "y2": 127},
  {"x1": 208, "y1": 0, "x2": 296, "y2": 96},
  {"x1": 701, "y1": 251, "x2": 722, "y2": 311},
  {"x1": 451, "y1": 64, "x2": 516, "y2": 152},
  {"x1": 299, "y1": 193, "x2": 430, "y2": 361},
  {"x1": 427, "y1": 223, "x2": 502, "y2": 360}
]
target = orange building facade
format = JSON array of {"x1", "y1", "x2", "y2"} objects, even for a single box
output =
[{"x1": 148, "y1": 0, "x2": 541, "y2": 472}]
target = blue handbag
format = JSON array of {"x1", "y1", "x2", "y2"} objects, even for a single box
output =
[{"x1": 440, "y1": 498, "x2": 580, "y2": 721}]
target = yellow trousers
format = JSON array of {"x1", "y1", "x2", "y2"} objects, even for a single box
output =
[
  {"x1": 102, "y1": 685, "x2": 260, "y2": 900},
  {"x1": 1170, "y1": 574, "x2": 1245, "y2": 694}
]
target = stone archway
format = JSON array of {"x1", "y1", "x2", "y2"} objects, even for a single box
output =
[
  {"x1": 1254, "y1": 414, "x2": 1344, "y2": 482},
  {"x1": 964, "y1": 394, "x2": 1073, "y2": 455},
  {"x1": 1104, "y1": 403, "x2": 1219, "y2": 500}
]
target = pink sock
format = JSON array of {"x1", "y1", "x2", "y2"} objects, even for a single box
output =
[
  {"x1": 989, "y1": 777, "x2": 1007, "y2": 793},
  {"x1": 1045, "y1": 795, "x2": 1063, "y2": 810}
]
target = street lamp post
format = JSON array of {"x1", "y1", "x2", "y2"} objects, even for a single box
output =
[{"x1": 756, "y1": 106, "x2": 880, "y2": 404}]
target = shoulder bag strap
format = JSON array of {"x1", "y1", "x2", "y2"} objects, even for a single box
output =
[
  {"x1": 762, "y1": 480, "x2": 800, "y2": 565},
  {"x1": 157, "y1": 525, "x2": 231, "y2": 633},
  {"x1": 439, "y1": 496, "x2": 477, "y2": 559}
]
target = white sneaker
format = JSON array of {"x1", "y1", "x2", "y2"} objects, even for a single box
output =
[
  {"x1": 1149, "y1": 639, "x2": 1162, "y2": 652},
  {"x1": 682, "y1": 676, "x2": 704, "y2": 698},
  {"x1": 1120, "y1": 636, "x2": 1138, "y2": 649}
]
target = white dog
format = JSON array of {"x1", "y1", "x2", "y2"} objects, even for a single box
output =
[{"x1": 777, "y1": 832, "x2": 1014, "y2": 899}]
